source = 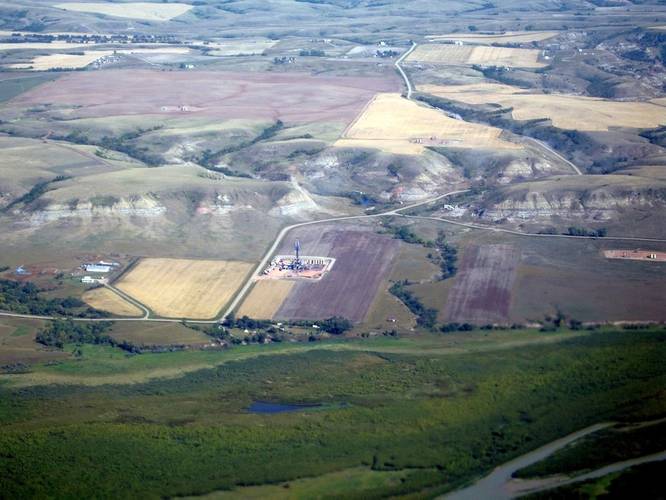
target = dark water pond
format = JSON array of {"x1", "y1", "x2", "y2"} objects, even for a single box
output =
[{"x1": 247, "y1": 401, "x2": 322, "y2": 414}]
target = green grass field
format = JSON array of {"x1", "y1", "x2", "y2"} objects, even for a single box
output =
[{"x1": 0, "y1": 327, "x2": 664, "y2": 498}]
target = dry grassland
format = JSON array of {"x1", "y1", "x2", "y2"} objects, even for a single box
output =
[
  {"x1": 82, "y1": 287, "x2": 143, "y2": 317},
  {"x1": 205, "y1": 39, "x2": 278, "y2": 56},
  {"x1": 116, "y1": 258, "x2": 252, "y2": 319},
  {"x1": 336, "y1": 93, "x2": 521, "y2": 154},
  {"x1": 426, "y1": 31, "x2": 559, "y2": 44},
  {"x1": 55, "y1": 2, "x2": 193, "y2": 21},
  {"x1": 237, "y1": 280, "x2": 295, "y2": 319},
  {"x1": 408, "y1": 44, "x2": 545, "y2": 68},
  {"x1": 420, "y1": 83, "x2": 666, "y2": 131}
]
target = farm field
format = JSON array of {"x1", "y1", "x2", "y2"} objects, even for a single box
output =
[
  {"x1": 11, "y1": 47, "x2": 190, "y2": 71},
  {"x1": 426, "y1": 31, "x2": 559, "y2": 44},
  {"x1": 267, "y1": 225, "x2": 399, "y2": 322},
  {"x1": 54, "y1": 2, "x2": 193, "y2": 21},
  {"x1": 336, "y1": 93, "x2": 520, "y2": 154},
  {"x1": 81, "y1": 287, "x2": 142, "y2": 317},
  {"x1": 237, "y1": 280, "x2": 294, "y2": 319},
  {"x1": 420, "y1": 83, "x2": 666, "y2": 131},
  {"x1": 115, "y1": 258, "x2": 252, "y2": 319},
  {"x1": 407, "y1": 44, "x2": 545, "y2": 68},
  {"x1": 11, "y1": 51, "x2": 114, "y2": 71},
  {"x1": 444, "y1": 244, "x2": 520, "y2": 324},
  {"x1": 442, "y1": 229, "x2": 666, "y2": 323},
  {"x1": 9, "y1": 69, "x2": 398, "y2": 124}
]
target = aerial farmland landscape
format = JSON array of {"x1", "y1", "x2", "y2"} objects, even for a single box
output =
[{"x1": 0, "y1": 0, "x2": 665, "y2": 498}]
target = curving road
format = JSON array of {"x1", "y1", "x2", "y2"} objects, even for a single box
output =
[{"x1": 395, "y1": 41, "x2": 417, "y2": 99}]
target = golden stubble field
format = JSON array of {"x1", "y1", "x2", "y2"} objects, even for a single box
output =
[
  {"x1": 426, "y1": 31, "x2": 559, "y2": 44},
  {"x1": 82, "y1": 287, "x2": 143, "y2": 317},
  {"x1": 116, "y1": 258, "x2": 253, "y2": 319},
  {"x1": 10, "y1": 47, "x2": 191, "y2": 71},
  {"x1": 55, "y1": 2, "x2": 193, "y2": 21},
  {"x1": 237, "y1": 280, "x2": 295, "y2": 319},
  {"x1": 11, "y1": 51, "x2": 114, "y2": 70},
  {"x1": 419, "y1": 83, "x2": 666, "y2": 132},
  {"x1": 408, "y1": 44, "x2": 545, "y2": 68},
  {"x1": 336, "y1": 93, "x2": 521, "y2": 154}
]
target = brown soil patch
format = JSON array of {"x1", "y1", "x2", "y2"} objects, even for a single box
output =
[{"x1": 604, "y1": 250, "x2": 666, "y2": 262}]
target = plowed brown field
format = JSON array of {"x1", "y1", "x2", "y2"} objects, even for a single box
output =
[
  {"x1": 444, "y1": 245, "x2": 520, "y2": 324},
  {"x1": 12, "y1": 70, "x2": 399, "y2": 124},
  {"x1": 272, "y1": 226, "x2": 399, "y2": 322}
]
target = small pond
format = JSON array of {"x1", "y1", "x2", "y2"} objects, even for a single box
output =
[{"x1": 246, "y1": 401, "x2": 323, "y2": 414}]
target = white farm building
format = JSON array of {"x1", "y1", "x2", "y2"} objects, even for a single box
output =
[{"x1": 84, "y1": 264, "x2": 112, "y2": 273}]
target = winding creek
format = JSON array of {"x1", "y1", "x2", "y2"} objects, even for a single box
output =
[{"x1": 443, "y1": 422, "x2": 666, "y2": 499}]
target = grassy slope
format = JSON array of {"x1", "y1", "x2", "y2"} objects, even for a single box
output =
[{"x1": 0, "y1": 327, "x2": 664, "y2": 498}]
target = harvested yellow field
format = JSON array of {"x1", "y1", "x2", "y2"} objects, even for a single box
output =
[
  {"x1": 427, "y1": 31, "x2": 559, "y2": 45},
  {"x1": 55, "y1": 2, "x2": 193, "y2": 21},
  {"x1": 82, "y1": 287, "x2": 143, "y2": 317},
  {"x1": 11, "y1": 51, "x2": 113, "y2": 70},
  {"x1": 420, "y1": 83, "x2": 666, "y2": 132},
  {"x1": 336, "y1": 93, "x2": 520, "y2": 154},
  {"x1": 116, "y1": 258, "x2": 252, "y2": 319},
  {"x1": 237, "y1": 280, "x2": 295, "y2": 319},
  {"x1": 10, "y1": 47, "x2": 190, "y2": 71},
  {"x1": 408, "y1": 43, "x2": 545, "y2": 68}
]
